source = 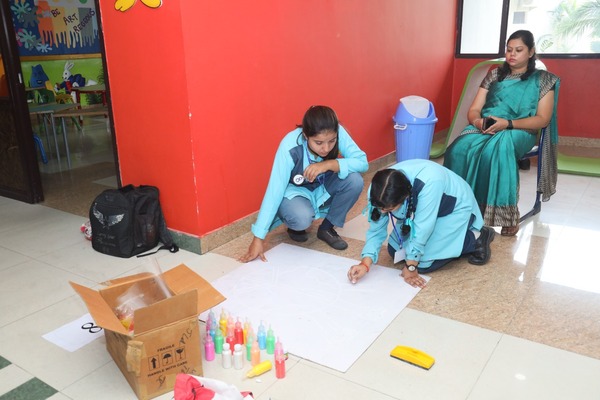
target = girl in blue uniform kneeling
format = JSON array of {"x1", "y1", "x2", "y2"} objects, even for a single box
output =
[
  {"x1": 240, "y1": 105, "x2": 368, "y2": 263},
  {"x1": 347, "y1": 160, "x2": 494, "y2": 288}
]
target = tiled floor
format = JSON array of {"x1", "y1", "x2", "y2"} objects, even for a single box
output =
[{"x1": 2, "y1": 122, "x2": 600, "y2": 399}]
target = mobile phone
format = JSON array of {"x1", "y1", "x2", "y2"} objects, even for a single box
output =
[{"x1": 483, "y1": 117, "x2": 496, "y2": 130}]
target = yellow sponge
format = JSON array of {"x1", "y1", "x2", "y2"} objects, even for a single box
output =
[{"x1": 390, "y1": 345, "x2": 435, "y2": 370}]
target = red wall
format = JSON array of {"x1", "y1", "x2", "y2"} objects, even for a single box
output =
[
  {"x1": 452, "y1": 58, "x2": 600, "y2": 140},
  {"x1": 98, "y1": 0, "x2": 457, "y2": 239}
]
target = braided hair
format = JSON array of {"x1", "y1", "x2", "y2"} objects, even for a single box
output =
[{"x1": 369, "y1": 169, "x2": 414, "y2": 236}]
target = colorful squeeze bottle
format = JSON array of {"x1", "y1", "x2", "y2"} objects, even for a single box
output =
[
  {"x1": 222, "y1": 343, "x2": 232, "y2": 369},
  {"x1": 274, "y1": 337, "x2": 283, "y2": 359},
  {"x1": 234, "y1": 318, "x2": 244, "y2": 345},
  {"x1": 226, "y1": 325, "x2": 236, "y2": 349},
  {"x1": 219, "y1": 309, "x2": 228, "y2": 336},
  {"x1": 204, "y1": 334, "x2": 215, "y2": 361},
  {"x1": 251, "y1": 340, "x2": 261, "y2": 366},
  {"x1": 233, "y1": 344, "x2": 244, "y2": 370},
  {"x1": 214, "y1": 328, "x2": 224, "y2": 354},
  {"x1": 245, "y1": 333, "x2": 254, "y2": 362},
  {"x1": 246, "y1": 360, "x2": 272, "y2": 378},
  {"x1": 257, "y1": 321, "x2": 266, "y2": 350},
  {"x1": 275, "y1": 353, "x2": 286, "y2": 379},
  {"x1": 266, "y1": 325, "x2": 275, "y2": 354},
  {"x1": 209, "y1": 319, "x2": 216, "y2": 342},
  {"x1": 243, "y1": 318, "x2": 251, "y2": 344}
]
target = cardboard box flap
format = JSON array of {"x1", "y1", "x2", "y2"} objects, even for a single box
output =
[
  {"x1": 162, "y1": 264, "x2": 226, "y2": 314},
  {"x1": 70, "y1": 281, "x2": 129, "y2": 335},
  {"x1": 101, "y1": 272, "x2": 155, "y2": 288},
  {"x1": 133, "y1": 289, "x2": 198, "y2": 335}
]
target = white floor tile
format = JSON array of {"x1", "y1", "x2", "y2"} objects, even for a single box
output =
[
  {"x1": 0, "y1": 295, "x2": 112, "y2": 390},
  {"x1": 311, "y1": 308, "x2": 503, "y2": 400},
  {"x1": 0, "y1": 259, "x2": 95, "y2": 327},
  {"x1": 0, "y1": 364, "x2": 34, "y2": 395},
  {"x1": 468, "y1": 335, "x2": 600, "y2": 400},
  {"x1": 0, "y1": 247, "x2": 29, "y2": 272},
  {"x1": 61, "y1": 361, "x2": 139, "y2": 400}
]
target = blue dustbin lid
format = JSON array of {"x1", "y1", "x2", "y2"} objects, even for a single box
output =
[{"x1": 393, "y1": 95, "x2": 438, "y2": 125}]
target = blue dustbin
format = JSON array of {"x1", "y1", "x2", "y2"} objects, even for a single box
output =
[{"x1": 393, "y1": 95, "x2": 438, "y2": 163}]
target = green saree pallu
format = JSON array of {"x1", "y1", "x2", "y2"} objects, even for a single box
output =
[{"x1": 444, "y1": 69, "x2": 560, "y2": 227}]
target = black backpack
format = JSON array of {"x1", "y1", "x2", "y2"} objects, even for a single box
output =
[{"x1": 89, "y1": 185, "x2": 179, "y2": 258}]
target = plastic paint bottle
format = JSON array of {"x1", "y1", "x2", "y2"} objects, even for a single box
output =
[
  {"x1": 222, "y1": 343, "x2": 232, "y2": 369},
  {"x1": 266, "y1": 325, "x2": 275, "y2": 355},
  {"x1": 233, "y1": 344, "x2": 244, "y2": 370},
  {"x1": 204, "y1": 334, "x2": 215, "y2": 361},
  {"x1": 214, "y1": 329, "x2": 224, "y2": 355},
  {"x1": 245, "y1": 333, "x2": 254, "y2": 362},
  {"x1": 234, "y1": 318, "x2": 244, "y2": 345},
  {"x1": 208, "y1": 319, "x2": 216, "y2": 342},
  {"x1": 251, "y1": 340, "x2": 261, "y2": 366},
  {"x1": 275, "y1": 353, "x2": 286, "y2": 379},
  {"x1": 246, "y1": 360, "x2": 272, "y2": 378},
  {"x1": 243, "y1": 318, "x2": 251, "y2": 344},
  {"x1": 257, "y1": 321, "x2": 266, "y2": 350},
  {"x1": 219, "y1": 309, "x2": 228, "y2": 336},
  {"x1": 226, "y1": 325, "x2": 236, "y2": 349},
  {"x1": 274, "y1": 337, "x2": 283, "y2": 359}
]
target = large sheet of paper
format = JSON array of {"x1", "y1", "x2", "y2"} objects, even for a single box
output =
[{"x1": 200, "y1": 243, "x2": 428, "y2": 372}]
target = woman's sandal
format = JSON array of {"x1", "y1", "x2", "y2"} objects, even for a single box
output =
[{"x1": 501, "y1": 225, "x2": 519, "y2": 236}]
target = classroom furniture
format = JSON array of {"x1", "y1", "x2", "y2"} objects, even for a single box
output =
[
  {"x1": 52, "y1": 104, "x2": 110, "y2": 168},
  {"x1": 28, "y1": 102, "x2": 80, "y2": 169},
  {"x1": 71, "y1": 83, "x2": 106, "y2": 105}
]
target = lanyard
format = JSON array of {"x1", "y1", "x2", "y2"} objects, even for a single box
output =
[{"x1": 388, "y1": 212, "x2": 404, "y2": 246}]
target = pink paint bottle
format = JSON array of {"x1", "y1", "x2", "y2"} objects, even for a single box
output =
[{"x1": 204, "y1": 334, "x2": 215, "y2": 361}]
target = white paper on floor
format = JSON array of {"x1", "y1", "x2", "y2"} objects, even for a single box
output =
[
  {"x1": 43, "y1": 313, "x2": 103, "y2": 352},
  {"x1": 199, "y1": 243, "x2": 429, "y2": 372}
]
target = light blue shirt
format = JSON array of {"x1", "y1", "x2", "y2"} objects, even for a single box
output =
[
  {"x1": 252, "y1": 126, "x2": 367, "y2": 239},
  {"x1": 361, "y1": 160, "x2": 483, "y2": 269}
]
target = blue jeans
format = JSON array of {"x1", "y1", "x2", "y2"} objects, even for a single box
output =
[
  {"x1": 387, "y1": 216, "x2": 478, "y2": 273},
  {"x1": 277, "y1": 172, "x2": 363, "y2": 231}
]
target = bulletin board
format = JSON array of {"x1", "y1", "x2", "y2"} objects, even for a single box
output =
[{"x1": 11, "y1": 0, "x2": 100, "y2": 57}]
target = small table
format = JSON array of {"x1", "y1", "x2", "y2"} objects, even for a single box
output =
[
  {"x1": 71, "y1": 84, "x2": 107, "y2": 105},
  {"x1": 29, "y1": 102, "x2": 80, "y2": 169}
]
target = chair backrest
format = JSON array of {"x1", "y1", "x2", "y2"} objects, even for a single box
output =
[
  {"x1": 441, "y1": 58, "x2": 548, "y2": 153},
  {"x1": 44, "y1": 80, "x2": 74, "y2": 104}
]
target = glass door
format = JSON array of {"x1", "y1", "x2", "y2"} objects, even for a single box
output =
[{"x1": 0, "y1": 0, "x2": 43, "y2": 203}]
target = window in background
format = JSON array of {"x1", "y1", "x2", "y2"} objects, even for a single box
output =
[{"x1": 458, "y1": 0, "x2": 600, "y2": 56}]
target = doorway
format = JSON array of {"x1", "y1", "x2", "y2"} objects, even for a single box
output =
[{"x1": 2, "y1": 0, "x2": 120, "y2": 217}]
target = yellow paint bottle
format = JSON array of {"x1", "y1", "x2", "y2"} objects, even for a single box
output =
[{"x1": 246, "y1": 360, "x2": 272, "y2": 378}]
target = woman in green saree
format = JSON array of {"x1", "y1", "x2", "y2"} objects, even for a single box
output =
[{"x1": 444, "y1": 30, "x2": 560, "y2": 236}]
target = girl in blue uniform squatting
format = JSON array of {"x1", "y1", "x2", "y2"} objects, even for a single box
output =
[
  {"x1": 239, "y1": 105, "x2": 368, "y2": 263},
  {"x1": 347, "y1": 160, "x2": 495, "y2": 288}
]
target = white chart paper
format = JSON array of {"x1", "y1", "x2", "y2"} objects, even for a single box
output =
[
  {"x1": 200, "y1": 243, "x2": 428, "y2": 372},
  {"x1": 43, "y1": 313, "x2": 103, "y2": 352}
]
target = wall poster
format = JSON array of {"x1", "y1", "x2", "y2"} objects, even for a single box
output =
[{"x1": 10, "y1": 0, "x2": 100, "y2": 57}]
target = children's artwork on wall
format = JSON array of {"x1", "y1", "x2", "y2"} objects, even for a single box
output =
[
  {"x1": 115, "y1": 0, "x2": 162, "y2": 12},
  {"x1": 10, "y1": 0, "x2": 100, "y2": 57}
]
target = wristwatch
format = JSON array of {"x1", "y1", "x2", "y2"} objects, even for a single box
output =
[
  {"x1": 406, "y1": 264, "x2": 417, "y2": 272},
  {"x1": 507, "y1": 120, "x2": 513, "y2": 129}
]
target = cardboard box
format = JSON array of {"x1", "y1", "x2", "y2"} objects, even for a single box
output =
[{"x1": 70, "y1": 264, "x2": 225, "y2": 400}]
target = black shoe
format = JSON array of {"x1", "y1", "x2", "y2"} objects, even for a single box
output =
[
  {"x1": 517, "y1": 158, "x2": 531, "y2": 170},
  {"x1": 468, "y1": 226, "x2": 495, "y2": 265},
  {"x1": 287, "y1": 228, "x2": 308, "y2": 242},
  {"x1": 317, "y1": 227, "x2": 348, "y2": 250}
]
